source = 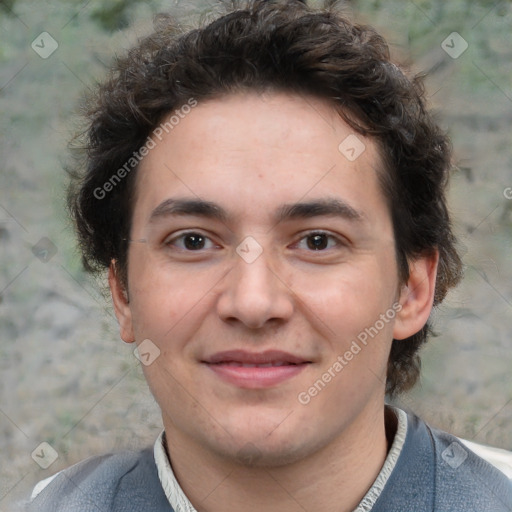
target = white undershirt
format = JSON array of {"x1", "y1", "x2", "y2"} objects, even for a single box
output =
[{"x1": 153, "y1": 407, "x2": 409, "y2": 512}]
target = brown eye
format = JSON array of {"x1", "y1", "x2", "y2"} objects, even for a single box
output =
[
  {"x1": 295, "y1": 232, "x2": 342, "y2": 252},
  {"x1": 183, "y1": 234, "x2": 206, "y2": 250},
  {"x1": 306, "y1": 233, "x2": 330, "y2": 251},
  {"x1": 166, "y1": 232, "x2": 216, "y2": 251}
]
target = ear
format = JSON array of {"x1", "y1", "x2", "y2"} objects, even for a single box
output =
[
  {"x1": 108, "y1": 261, "x2": 136, "y2": 344},
  {"x1": 393, "y1": 250, "x2": 439, "y2": 340}
]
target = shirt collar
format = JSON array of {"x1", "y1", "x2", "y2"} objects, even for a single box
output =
[
  {"x1": 154, "y1": 430, "x2": 197, "y2": 512},
  {"x1": 154, "y1": 406, "x2": 408, "y2": 512}
]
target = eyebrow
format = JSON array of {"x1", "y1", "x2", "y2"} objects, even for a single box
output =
[
  {"x1": 149, "y1": 198, "x2": 228, "y2": 223},
  {"x1": 274, "y1": 198, "x2": 364, "y2": 223},
  {"x1": 148, "y1": 197, "x2": 365, "y2": 225}
]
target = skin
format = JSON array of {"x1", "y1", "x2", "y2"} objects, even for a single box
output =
[{"x1": 109, "y1": 92, "x2": 438, "y2": 512}]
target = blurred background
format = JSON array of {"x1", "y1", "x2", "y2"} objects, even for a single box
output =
[{"x1": 0, "y1": 0, "x2": 511, "y2": 509}]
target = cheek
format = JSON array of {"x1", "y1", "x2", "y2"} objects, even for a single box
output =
[
  {"x1": 126, "y1": 250, "x2": 214, "y2": 342},
  {"x1": 292, "y1": 260, "x2": 398, "y2": 330}
]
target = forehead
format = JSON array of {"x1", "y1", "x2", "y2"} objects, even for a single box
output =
[{"x1": 133, "y1": 92, "x2": 388, "y2": 227}]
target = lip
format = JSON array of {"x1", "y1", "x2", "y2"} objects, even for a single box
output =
[{"x1": 202, "y1": 350, "x2": 311, "y2": 389}]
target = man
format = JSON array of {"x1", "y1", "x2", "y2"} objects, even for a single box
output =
[{"x1": 28, "y1": 0, "x2": 512, "y2": 510}]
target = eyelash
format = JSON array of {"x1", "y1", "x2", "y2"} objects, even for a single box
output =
[
  {"x1": 165, "y1": 231, "x2": 219, "y2": 251},
  {"x1": 164, "y1": 230, "x2": 345, "y2": 252},
  {"x1": 294, "y1": 231, "x2": 344, "y2": 251}
]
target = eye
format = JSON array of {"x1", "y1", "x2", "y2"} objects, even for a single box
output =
[
  {"x1": 295, "y1": 231, "x2": 343, "y2": 251},
  {"x1": 165, "y1": 231, "x2": 217, "y2": 251}
]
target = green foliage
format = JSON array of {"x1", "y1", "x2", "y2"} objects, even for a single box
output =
[
  {"x1": 89, "y1": 0, "x2": 140, "y2": 31},
  {"x1": 352, "y1": 0, "x2": 512, "y2": 96},
  {"x1": 0, "y1": 0, "x2": 17, "y2": 15}
]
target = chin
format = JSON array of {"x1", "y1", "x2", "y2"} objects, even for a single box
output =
[
  {"x1": 211, "y1": 416, "x2": 322, "y2": 469},
  {"x1": 229, "y1": 437, "x2": 312, "y2": 469}
]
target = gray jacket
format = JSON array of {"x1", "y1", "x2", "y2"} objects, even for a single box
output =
[{"x1": 28, "y1": 412, "x2": 512, "y2": 511}]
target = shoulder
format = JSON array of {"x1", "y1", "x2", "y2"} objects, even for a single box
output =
[
  {"x1": 374, "y1": 411, "x2": 512, "y2": 511},
  {"x1": 408, "y1": 412, "x2": 512, "y2": 511},
  {"x1": 458, "y1": 437, "x2": 512, "y2": 480},
  {"x1": 427, "y1": 421, "x2": 512, "y2": 510},
  {"x1": 27, "y1": 448, "x2": 174, "y2": 512}
]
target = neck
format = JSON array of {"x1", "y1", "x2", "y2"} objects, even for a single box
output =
[{"x1": 163, "y1": 404, "x2": 395, "y2": 512}]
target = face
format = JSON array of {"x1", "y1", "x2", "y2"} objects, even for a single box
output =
[{"x1": 110, "y1": 92, "x2": 435, "y2": 467}]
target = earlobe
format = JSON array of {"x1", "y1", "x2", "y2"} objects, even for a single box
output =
[
  {"x1": 392, "y1": 250, "x2": 439, "y2": 341},
  {"x1": 108, "y1": 261, "x2": 136, "y2": 344}
]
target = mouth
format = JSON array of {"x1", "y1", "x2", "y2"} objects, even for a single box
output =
[
  {"x1": 216, "y1": 361, "x2": 299, "y2": 367},
  {"x1": 202, "y1": 350, "x2": 312, "y2": 389}
]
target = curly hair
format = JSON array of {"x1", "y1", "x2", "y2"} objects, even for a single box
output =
[{"x1": 68, "y1": 0, "x2": 463, "y2": 396}]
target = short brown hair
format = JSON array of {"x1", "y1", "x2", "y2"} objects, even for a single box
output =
[{"x1": 68, "y1": 0, "x2": 463, "y2": 396}]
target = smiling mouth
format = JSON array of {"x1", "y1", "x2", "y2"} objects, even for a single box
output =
[
  {"x1": 212, "y1": 361, "x2": 302, "y2": 368},
  {"x1": 204, "y1": 349, "x2": 311, "y2": 365},
  {"x1": 203, "y1": 350, "x2": 311, "y2": 388}
]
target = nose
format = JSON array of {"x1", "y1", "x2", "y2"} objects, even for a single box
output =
[{"x1": 216, "y1": 245, "x2": 294, "y2": 329}]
